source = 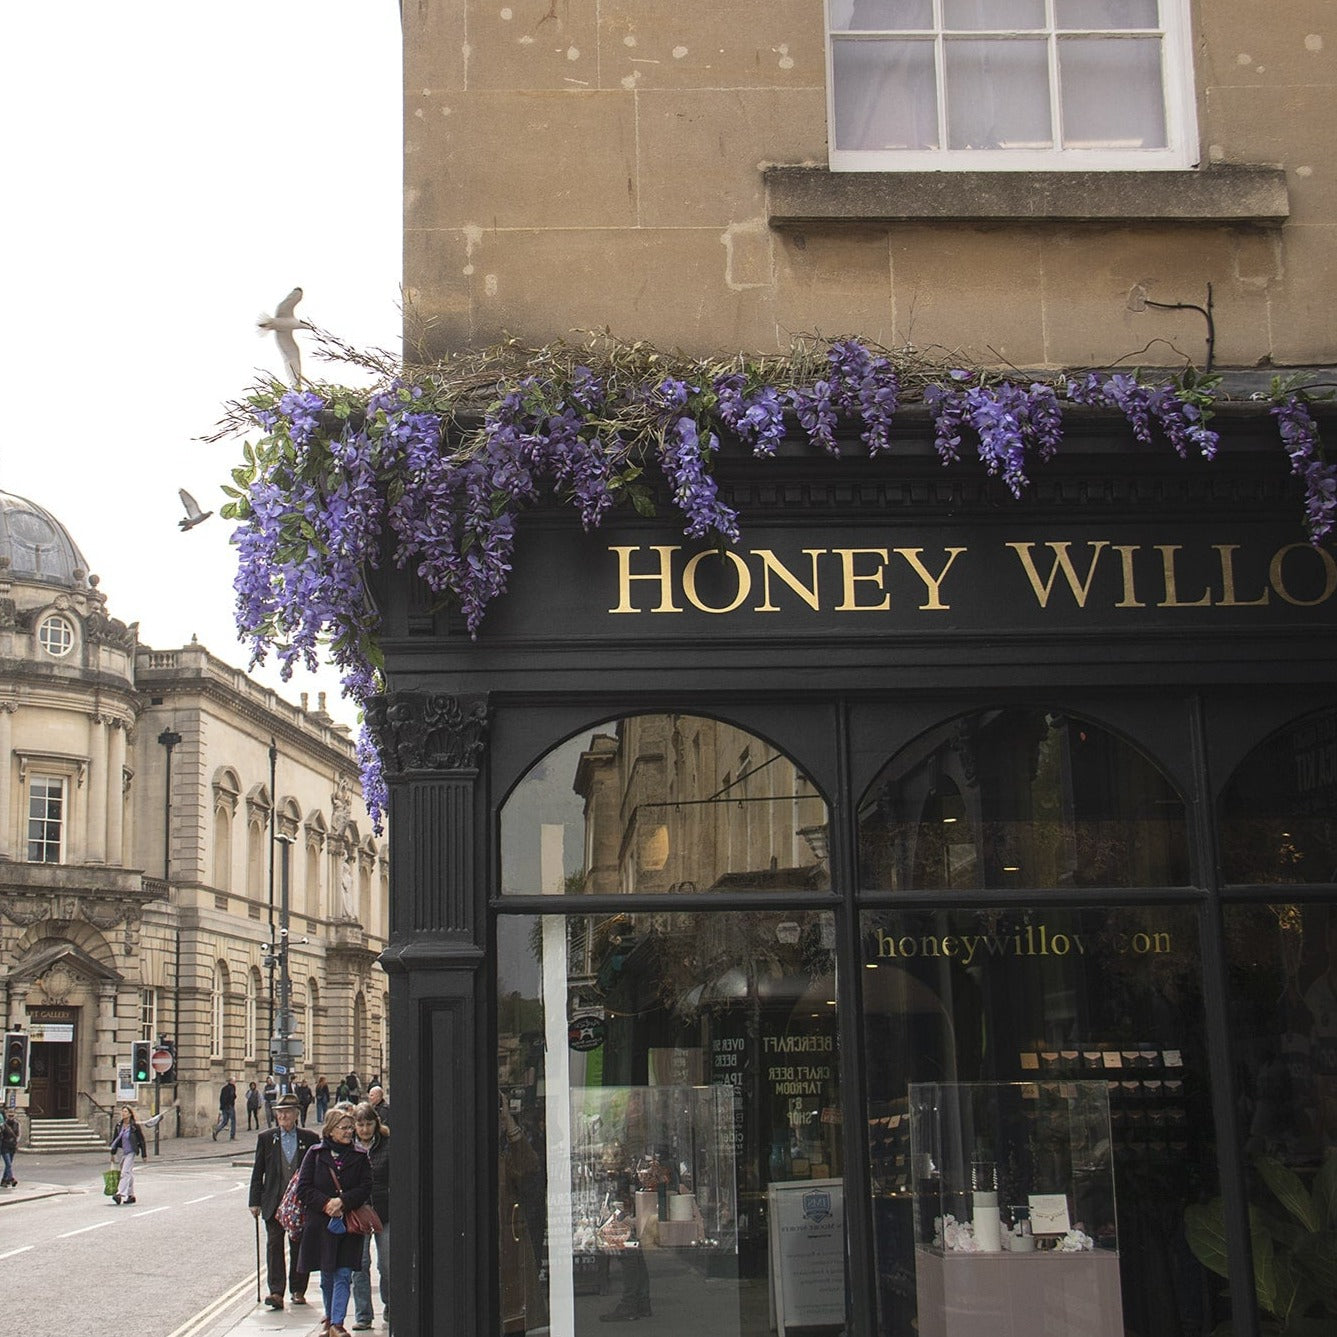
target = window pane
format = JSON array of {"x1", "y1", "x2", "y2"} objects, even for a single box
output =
[
  {"x1": 498, "y1": 910, "x2": 845, "y2": 1336},
  {"x1": 830, "y1": 0, "x2": 933, "y2": 32},
  {"x1": 943, "y1": 0, "x2": 1045, "y2": 31},
  {"x1": 1056, "y1": 0, "x2": 1159, "y2": 28},
  {"x1": 862, "y1": 905, "x2": 1226, "y2": 1335},
  {"x1": 501, "y1": 715, "x2": 830, "y2": 896},
  {"x1": 859, "y1": 710, "x2": 1188, "y2": 891},
  {"x1": 945, "y1": 40, "x2": 1051, "y2": 149},
  {"x1": 1223, "y1": 903, "x2": 1337, "y2": 1327},
  {"x1": 831, "y1": 38, "x2": 938, "y2": 150},
  {"x1": 1221, "y1": 710, "x2": 1337, "y2": 884},
  {"x1": 1060, "y1": 37, "x2": 1167, "y2": 148}
]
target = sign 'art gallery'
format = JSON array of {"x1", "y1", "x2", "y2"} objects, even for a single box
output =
[{"x1": 368, "y1": 411, "x2": 1337, "y2": 1337}]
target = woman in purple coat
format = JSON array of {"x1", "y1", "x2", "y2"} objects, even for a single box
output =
[{"x1": 296, "y1": 1106, "x2": 373, "y2": 1336}]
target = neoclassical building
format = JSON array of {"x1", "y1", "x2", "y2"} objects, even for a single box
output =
[{"x1": 0, "y1": 488, "x2": 387, "y2": 1139}]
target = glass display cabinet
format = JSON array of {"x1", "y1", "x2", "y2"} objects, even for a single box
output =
[{"x1": 907, "y1": 1081, "x2": 1124, "y2": 1337}]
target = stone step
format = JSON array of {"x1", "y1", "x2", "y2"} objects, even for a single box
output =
[{"x1": 26, "y1": 1118, "x2": 109, "y2": 1153}]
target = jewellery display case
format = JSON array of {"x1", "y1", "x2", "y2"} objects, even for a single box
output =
[
  {"x1": 567, "y1": 1084, "x2": 738, "y2": 1256},
  {"x1": 908, "y1": 1081, "x2": 1123, "y2": 1337}
]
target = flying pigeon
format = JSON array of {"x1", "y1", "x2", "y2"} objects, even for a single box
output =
[
  {"x1": 178, "y1": 489, "x2": 213, "y2": 532},
  {"x1": 257, "y1": 287, "x2": 312, "y2": 385}
]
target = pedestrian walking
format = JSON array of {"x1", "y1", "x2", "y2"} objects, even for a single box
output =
[
  {"x1": 295, "y1": 1078, "x2": 313, "y2": 1127},
  {"x1": 296, "y1": 1106, "x2": 373, "y2": 1337},
  {"x1": 366, "y1": 1084, "x2": 389, "y2": 1126},
  {"x1": 245, "y1": 1081, "x2": 262, "y2": 1131},
  {"x1": 349, "y1": 1103, "x2": 390, "y2": 1331},
  {"x1": 213, "y1": 1075, "x2": 238, "y2": 1140},
  {"x1": 336, "y1": 1077, "x2": 350, "y2": 1104},
  {"x1": 108, "y1": 1104, "x2": 169, "y2": 1205},
  {"x1": 344, "y1": 1071, "x2": 362, "y2": 1102},
  {"x1": 0, "y1": 1109, "x2": 19, "y2": 1186},
  {"x1": 249, "y1": 1092, "x2": 318, "y2": 1311},
  {"x1": 315, "y1": 1076, "x2": 331, "y2": 1123},
  {"x1": 263, "y1": 1075, "x2": 279, "y2": 1128}
]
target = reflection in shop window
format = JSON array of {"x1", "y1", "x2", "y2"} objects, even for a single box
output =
[
  {"x1": 1220, "y1": 902, "x2": 1337, "y2": 1329},
  {"x1": 497, "y1": 910, "x2": 846, "y2": 1336},
  {"x1": 860, "y1": 904, "x2": 1225, "y2": 1336},
  {"x1": 502, "y1": 715, "x2": 830, "y2": 896},
  {"x1": 859, "y1": 709, "x2": 1188, "y2": 890},
  {"x1": 1221, "y1": 708, "x2": 1337, "y2": 884}
]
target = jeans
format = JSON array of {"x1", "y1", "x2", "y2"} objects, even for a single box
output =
[
  {"x1": 316, "y1": 1097, "x2": 329, "y2": 1123},
  {"x1": 320, "y1": 1266, "x2": 354, "y2": 1327},
  {"x1": 216, "y1": 1106, "x2": 237, "y2": 1138},
  {"x1": 116, "y1": 1151, "x2": 136, "y2": 1199},
  {"x1": 1, "y1": 1149, "x2": 13, "y2": 1182},
  {"x1": 350, "y1": 1224, "x2": 390, "y2": 1322}
]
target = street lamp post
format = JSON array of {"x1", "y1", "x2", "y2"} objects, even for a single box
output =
[
  {"x1": 267, "y1": 739, "x2": 277, "y2": 1061},
  {"x1": 157, "y1": 728, "x2": 181, "y2": 1149},
  {"x1": 264, "y1": 836, "x2": 306, "y2": 1096}
]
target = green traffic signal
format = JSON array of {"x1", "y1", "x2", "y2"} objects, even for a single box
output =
[
  {"x1": 3, "y1": 1034, "x2": 26, "y2": 1087},
  {"x1": 131, "y1": 1041, "x2": 151, "y2": 1084}
]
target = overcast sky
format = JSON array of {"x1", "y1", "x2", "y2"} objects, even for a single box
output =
[{"x1": 0, "y1": 3, "x2": 403, "y2": 726}]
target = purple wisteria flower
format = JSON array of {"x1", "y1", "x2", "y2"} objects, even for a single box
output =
[
  {"x1": 714, "y1": 373, "x2": 787, "y2": 458},
  {"x1": 660, "y1": 415, "x2": 740, "y2": 543},
  {"x1": 1272, "y1": 394, "x2": 1337, "y2": 543},
  {"x1": 1066, "y1": 372, "x2": 1218, "y2": 460}
]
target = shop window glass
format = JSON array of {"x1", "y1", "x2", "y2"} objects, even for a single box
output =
[
  {"x1": 861, "y1": 905, "x2": 1224, "y2": 1336},
  {"x1": 501, "y1": 715, "x2": 830, "y2": 896},
  {"x1": 859, "y1": 709, "x2": 1188, "y2": 891},
  {"x1": 1220, "y1": 709, "x2": 1337, "y2": 885},
  {"x1": 1222, "y1": 903, "x2": 1337, "y2": 1330},
  {"x1": 497, "y1": 909, "x2": 845, "y2": 1336}
]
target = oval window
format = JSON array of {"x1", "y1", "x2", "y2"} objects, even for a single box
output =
[
  {"x1": 501, "y1": 714, "x2": 830, "y2": 895},
  {"x1": 859, "y1": 708, "x2": 1188, "y2": 891}
]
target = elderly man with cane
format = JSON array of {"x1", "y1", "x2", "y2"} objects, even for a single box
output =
[{"x1": 249, "y1": 1092, "x2": 318, "y2": 1310}]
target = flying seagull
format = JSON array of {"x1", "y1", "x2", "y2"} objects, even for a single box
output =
[
  {"x1": 178, "y1": 489, "x2": 213, "y2": 532},
  {"x1": 257, "y1": 286, "x2": 312, "y2": 385}
]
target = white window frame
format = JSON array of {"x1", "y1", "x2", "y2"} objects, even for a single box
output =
[
  {"x1": 140, "y1": 988, "x2": 158, "y2": 1044},
  {"x1": 825, "y1": 0, "x2": 1199, "y2": 172},
  {"x1": 37, "y1": 613, "x2": 75, "y2": 657},
  {"x1": 244, "y1": 970, "x2": 258, "y2": 1062},
  {"x1": 26, "y1": 773, "x2": 66, "y2": 863},
  {"x1": 211, "y1": 962, "x2": 227, "y2": 1060}
]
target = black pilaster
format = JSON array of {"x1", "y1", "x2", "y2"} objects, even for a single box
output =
[{"x1": 370, "y1": 691, "x2": 490, "y2": 1337}]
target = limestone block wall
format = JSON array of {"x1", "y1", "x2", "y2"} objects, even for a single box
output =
[{"x1": 404, "y1": 0, "x2": 1336, "y2": 368}]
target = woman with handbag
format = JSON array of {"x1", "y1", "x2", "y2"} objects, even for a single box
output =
[
  {"x1": 349, "y1": 1103, "x2": 390, "y2": 1331},
  {"x1": 107, "y1": 1105, "x2": 168, "y2": 1205},
  {"x1": 296, "y1": 1106, "x2": 375, "y2": 1336}
]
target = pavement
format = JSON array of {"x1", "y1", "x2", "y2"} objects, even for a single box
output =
[{"x1": 3, "y1": 1129, "x2": 388, "y2": 1336}]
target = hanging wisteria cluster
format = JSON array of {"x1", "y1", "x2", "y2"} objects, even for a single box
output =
[{"x1": 219, "y1": 338, "x2": 1331, "y2": 827}]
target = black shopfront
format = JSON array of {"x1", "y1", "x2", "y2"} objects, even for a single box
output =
[{"x1": 370, "y1": 408, "x2": 1337, "y2": 1337}]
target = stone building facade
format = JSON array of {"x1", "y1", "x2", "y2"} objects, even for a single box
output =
[
  {"x1": 0, "y1": 489, "x2": 386, "y2": 1138},
  {"x1": 404, "y1": 1, "x2": 1327, "y2": 371}
]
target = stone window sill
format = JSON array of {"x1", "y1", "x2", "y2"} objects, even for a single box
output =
[{"x1": 764, "y1": 165, "x2": 1290, "y2": 227}]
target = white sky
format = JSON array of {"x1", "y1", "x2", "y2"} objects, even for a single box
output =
[{"x1": 0, "y1": 2, "x2": 403, "y2": 727}]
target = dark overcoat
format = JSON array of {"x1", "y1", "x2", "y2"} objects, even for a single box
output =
[
  {"x1": 295, "y1": 1141, "x2": 372, "y2": 1274},
  {"x1": 249, "y1": 1124, "x2": 319, "y2": 1219}
]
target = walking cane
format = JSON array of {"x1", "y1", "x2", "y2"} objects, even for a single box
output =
[{"x1": 255, "y1": 1213, "x2": 262, "y2": 1304}]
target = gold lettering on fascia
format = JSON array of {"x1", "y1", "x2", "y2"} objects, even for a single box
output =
[{"x1": 607, "y1": 542, "x2": 1337, "y2": 614}]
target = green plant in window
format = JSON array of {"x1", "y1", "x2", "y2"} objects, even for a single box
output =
[{"x1": 1185, "y1": 1151, "x2": 1337, "y2": 1333}]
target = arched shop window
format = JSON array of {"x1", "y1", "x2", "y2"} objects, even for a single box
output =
[
  {"x1": 501, "y1": 713, "x2": 831, "y2": 896},
  {"x1": 1220, "y1": 707, "x2": 1337, "y2": 885},
  {"x1": 1218, "y1": 709, "x2": 1337, "y2": 1331},
  {"x1": 858, "y1": 707, "x2": 1189, "y2": 890},
  {"x1": 497, "y1": 715, "x2": 846, "y2": 1335},
  {"x1": 857, "y1": 709, "x2": 1223, "y2": 1336}
]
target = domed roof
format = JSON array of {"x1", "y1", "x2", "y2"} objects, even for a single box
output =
[{"x1": 0, "y1": 489, "x2": 91, "y2": 589}]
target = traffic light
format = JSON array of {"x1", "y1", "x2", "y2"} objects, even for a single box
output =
[
  {"x1": 131, "y1": 1041, "x2": 152, "y2": 1085},
  {"x1": 3, "y1": 1033, "x2": 27, "y2": 1089},
  {"x1": 157, "y1": 1039, "x2": 176, "y2": 1084}
]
